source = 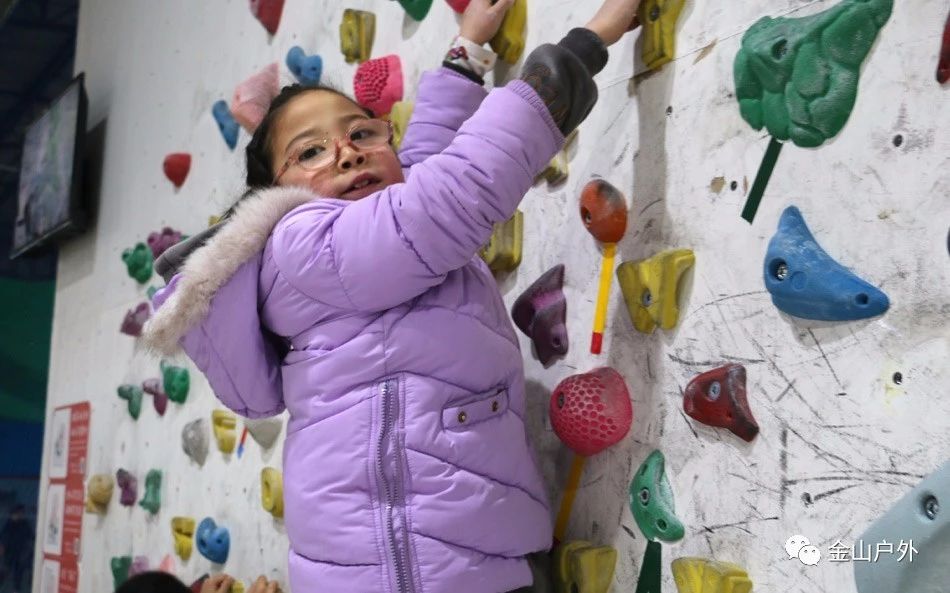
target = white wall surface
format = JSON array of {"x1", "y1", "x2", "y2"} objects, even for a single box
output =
[{"x1": 33, "y1": 0, "x2": 950, "y2": 592}]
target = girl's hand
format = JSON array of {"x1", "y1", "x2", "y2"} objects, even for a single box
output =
[
  {"x1": 247, "y1": 576, "x2": 281, "y2": 593},
  {"x1": 585, "y1": 0, "x2": 642, "y2": 46},
  {"x1": 200, "y1": 574, "x2": 234, "y2": 593},
  {"x1": 460, "y1": 0, "x2": 517, "y2": 46}
]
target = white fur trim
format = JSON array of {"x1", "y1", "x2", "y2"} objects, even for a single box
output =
[{"x1": 140, "y1": 186, "x2": 318, "y2": 356}]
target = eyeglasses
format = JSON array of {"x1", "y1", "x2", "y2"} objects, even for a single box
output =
[{"x1": 273, "y1": 119, "x2": 393, "y2": 183}]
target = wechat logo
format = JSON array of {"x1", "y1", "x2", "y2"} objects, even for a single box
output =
[{"x1": 786, "y1": 534, "x2": 821, "y2": 566}]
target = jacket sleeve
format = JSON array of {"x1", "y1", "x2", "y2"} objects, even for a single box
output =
[
  {"x1": 271, "y1": 80, "x2": 563, "y2": 312},
  {"x1": 397, "y1": 67, "x2": 489, "y2": 169},
  {"x1": 151, "y1": 257, "x2": 285, "y2": 418}
]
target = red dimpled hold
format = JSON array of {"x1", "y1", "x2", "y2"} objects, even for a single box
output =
[
  {"x1": 683, "y1": 363, "x2": 759, "y2": 442},
  {"x1": 163, "y1": 153, "x2": 191, "y2": 188},
  {"x1": 938, "y1": 9, "x2": 950, "y2": 84},
  {"x1": 249, "y1": 0, "x2": 284, "y2": 35},
  {"x1": 550, "y1": 367, "x2": 633, "y2": 457},
  {"x1": 354, "y1": 55, "x2": 404, "y2": 117},
  {"x1": 580, "y1": 178, "x2": 628, "y2": 243}
]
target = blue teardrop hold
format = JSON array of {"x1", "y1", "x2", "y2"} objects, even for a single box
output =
[
  {"x1": 286, "y1": 46, "x2": 323, "y2": 86},
  {"x1": 763, "y1": 206, "x2": 890, "y2": 321},
  {"x1": 212, "y1": 100, "x2": 239, "y2": 150}
]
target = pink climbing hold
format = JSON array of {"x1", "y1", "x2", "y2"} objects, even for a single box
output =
[
  {"x1": 446, "y1": 0, "x2": 471, "y2": 13},
  {"x1": 249, "y1": 0, "x2": 284, "y2": 35},
  {"x1": 120, "y1": 302, "x2": 151, "y2": 337},
  {"x1": 163, "y1": 153, "x2": 191, "y2": 188},
  {"x1": 354, "y1": 55, "x2": 404, "y2": 117},
  {"x1": 147, "y1": 227, "x2": 183, "y2": 259},
  {"x1": 143, "y1": 378, "x2": 169, "y2": 417},
  {"x1": 231, "y1": 63, "x2": 280, "y2": 133},
  {"x1": 159, "y1": 554, "x2": 176, "y2": 574}
]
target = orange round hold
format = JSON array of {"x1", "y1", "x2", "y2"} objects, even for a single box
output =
[{"x1": 579, "y1": 178, "x2": 628, "y2": 243}]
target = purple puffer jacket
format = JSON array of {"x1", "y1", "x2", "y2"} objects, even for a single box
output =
[{"x1": 144, "y1": 69, "x2": 564, "y2": 593}]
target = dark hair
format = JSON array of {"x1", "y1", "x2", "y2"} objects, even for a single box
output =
[
  {"x1": 115, "y1": 571, "x2": 190, "y2": 593},
  {"x1": 243, "y1": 84, "x2": 372, "y2": 190}
]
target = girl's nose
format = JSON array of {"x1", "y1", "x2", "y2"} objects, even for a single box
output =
[{"x1": 337, "y1": 143, "x2": 366, "y2": 171}]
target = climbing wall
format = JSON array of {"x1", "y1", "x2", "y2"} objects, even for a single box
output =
[{"x1": 32, "y1": 0, "x2": 949, "y2": 592}]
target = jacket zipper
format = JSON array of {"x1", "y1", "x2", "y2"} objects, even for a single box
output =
[{"x1": 377, "y1": 378, "x2": 413, "y2": 593}]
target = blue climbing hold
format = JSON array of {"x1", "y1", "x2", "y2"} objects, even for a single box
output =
[
  {"x1": 195, "y1": 517, "x2": 230, "y2": 564},
  {"x1": 286, "y1": 46, "x2": 323, "y2": 86},
  {"x1": 212, "y1": 100, "x2": 239, "y2": 150},
  {"x1": 764, "y1": 206, "x2": 889, "y2": 321}
]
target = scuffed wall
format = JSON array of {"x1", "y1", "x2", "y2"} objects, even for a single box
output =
[{"x1": 33, "y1": 0, "x2": 949, "y2": 592}]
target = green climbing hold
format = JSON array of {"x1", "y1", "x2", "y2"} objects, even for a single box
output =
[
  {"x1": 161, "y1": 360, "x2": 190, "y2": 403},
  {"x1": 117, "y1": 385, "x2": 144, "y2": 420},
  {"x1": 734, "y1": 0, "x2": 893, "y2": 148},
  {"x1": 139, "y1": 469, "x2": 162, "y2": 514},
  {"x1": 111, "y1": 556, "x2": 132, "y2": 588},
  {"x1": 121, "y1": 243, "x2": 154, "y2": 284},
  {"x1": 397, "y1": 0, "x2": 433, "y2": 21},
  {"x1": 147, "y1": 285, "x2": 159, "y2": 300},
  {"x1": 629, "y1": 450, "x2": 685, "y2": 542}
]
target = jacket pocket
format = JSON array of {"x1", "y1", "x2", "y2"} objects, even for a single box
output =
[{"x1": 441, "y1": 388, "x2": 509, "y2": 430}]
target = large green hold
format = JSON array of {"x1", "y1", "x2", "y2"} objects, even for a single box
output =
[
  {"x1": 629, "y1": 450, "x2": 685, "y2": 543},
  {"x1": 734, "y1": 0, "x2": 893, "y2": 148},
  {"x1": 139, "y1": 469, "x2": 162, "y2": 514},
  {"x1": 121, "y1": 243, "x2": 154, "y2": 284},
  {"x1": 161, "y1": 360, "x2": 190, "y2": 403}
]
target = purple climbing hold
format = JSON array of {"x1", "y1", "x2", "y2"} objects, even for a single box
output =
[
  {"x1": 129, "y1": 556, "x2": 150, "y2": 577},
  {"x1": 120, "y1": 303, "x2": 151, "y2": 337},
  {"x1": 147, "y1": 227, "x2": 183, "y2": 259},
  {"x1": 116, "y1": 469, "x2": 137, "y2": 506},
  {"x1": 143, "y1": 379, "x2": 169, "y2": 416},
  {"x1": 511, "y1": 264, "x2": 569, "y2": 366}
]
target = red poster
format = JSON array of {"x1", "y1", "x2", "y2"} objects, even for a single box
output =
[{"x1": 41, "y1": 402, "x2": 90, "y2": 593}]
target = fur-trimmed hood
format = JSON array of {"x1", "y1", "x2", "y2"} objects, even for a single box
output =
[{"x1": 141, "y1": 185, "x2": 318, "y2": 356}]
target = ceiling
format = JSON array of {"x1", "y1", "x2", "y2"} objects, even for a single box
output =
[{"x1": 0, "y1": 0, "x2": 78, "y2": 279}]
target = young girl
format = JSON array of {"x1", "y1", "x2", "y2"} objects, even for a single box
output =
[{"x1": 144, "y1": 1, "x2": 641, "y2": 591}]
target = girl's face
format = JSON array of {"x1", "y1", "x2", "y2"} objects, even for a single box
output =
[{"x1": 269, "y1": 91, "x2": 404, "y2": 200}]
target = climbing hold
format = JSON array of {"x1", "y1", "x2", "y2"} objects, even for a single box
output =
[
  {"x1": 734, "y1": 0, "x2": 893, "y2": 221},
  {"x1": 212, "y1": 101, "x2": 240, "y2": 150},
  {"x1": 212, "y1": 409, "x2": 238, "y2": 454},
  {"x1": 196, "y1": 517, "x2": 230, "y2": 564},
  {"x1": 617, "y1": 248, "x2": 695, "y2": 334},
  {"x1": 397, "y1": 0, "x2": 434, "y2": 21},
  {"x1": 630, "y1": 450, "x2": 685, "y2": 542},
  {"x1": 683, "y1": 364, "x2": 759, "y2": 442},
  {"x1": 139, "y1": 469, "x2": 162, "y2": 514},
  {"x1": 479, "y1": 210, "x2": 523, "y2": 274},
  {"x1": 286, "y1": 46, "x2": 323, "y2": 86},
  {"x1": 340, "y1": 9, "x2": 376, "y2": 64},
  {"x1": 354, "y1": 54, "x2": 404, "y2": 117},
  {"x1": 230, "y1": 582, "x2": 246, "y2": 593},
  {"x1": 550, "y1": 367, "x2": 633, "y2": 457},
  {"x1": 147, "y1": 286, "x2": 159, "y2": 300},
  {"x1": 538, "y1": 130, "x2": 577, "y2": 186},
  {"x1": 163, "y1": 153, "x2": 191, "y2": 189},
  {"x1": 85, "y1": 474, "x2": 114, "y2": 514},
  {"x1": 490, "y1": 0, "x2": 527, "y2": 64},
  {"x1": 511, "y1": 264, "x2": 568, "y2": 366},
  {"x1": 249, "y1": 0, "x2": 283, "y2": 35},
  {"x1": 553, "y1": 540, "x2": 618, "y2": 593},
  {"x1": 161, "y1": 360, "x2": 190, "y2": 403},
  {"x1": 639, "y1": 0, "x2": 686, "y2": 70},
  {"x1": 116, "y1": 469, "x2": 137, "y2": 506},
  {"x1": 147, "y1": 227, "x2": 183, "y2": 259},
  {"x1": 129, "y1": 556, "x2": 150, "y2": 577},
  {"x1": 172, "y1": 517, "x2": 196, "y2": 561},
  {"x1": 122, "y1": 243, "x2": 154, "y2": 284},
  {"x1": 671, "y1": 558, "x2": 753, "y2": 593},
  {"x1": 111, "y1": 556, "x2": 132, "y2": 589},
  {"x1": 117, "y1": 384, "x2": 144, "y2": 420},
  {"x1": 120, "y1": 302, "x2": 151, "y2": 337},
  {"x1": 142, "y1": 378, "x2": 169, "y2": 416},
  {"x1": 445, "y1": 0, "x2": 471, "y2": 13},
  {"x1": 764, "y1": 206, "x2": 889, "y2": 321},
  {"x1": 245, "y1": 417, "x2": 283, "y2": 450},
  {"x1": 387, "y1": 100, "x2": 414, "y2": 150},
  {"x1": 231, "y1": 63, "x2": 280, "y2": 133},
  {"x1": 159, "y1": 554, "x2": 175, "y2": 573},
  {"x1": 580, "y1": 178, "x2": 627, "y2": 243},
  {"x1": 938, "y1": 9, "x2": 950, "y2": 83},
  {"x1": 182, "y1": 418, "x2": 209, "y2": 465},
  {"x1": 261, "y1": 467, "x2": 284, "y2": 519}
]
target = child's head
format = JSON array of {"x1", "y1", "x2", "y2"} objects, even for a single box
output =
[
  {"x1": 115, "y1": 571, "x2": 190, "y2": 593},
  {"x1": 245, "y1": 85, "x2": 404, "y2": 200}
]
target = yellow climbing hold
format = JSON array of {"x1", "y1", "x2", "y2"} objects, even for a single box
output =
[
  {"x1": 617, "y1": 248, "x2": 695, "y2": 334},
  {"x1": 553, "y1": 540, "x2": 617, "y2": 593},
  {"x1": 671, "y1": 557, "x2": 753, "y2": 593}
]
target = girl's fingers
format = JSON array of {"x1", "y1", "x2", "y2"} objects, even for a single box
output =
[{"x1": 266, "y1": 581, "x2": 280, "y2": 593}]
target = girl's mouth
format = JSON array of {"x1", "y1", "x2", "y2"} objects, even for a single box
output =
[{"x1": 343, "y1": 173, "x2": 381, "y2": 197}]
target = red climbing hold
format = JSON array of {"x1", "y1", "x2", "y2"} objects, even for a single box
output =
[
  {"x1": 446, "y1": 0, "x2": 471, "y2": 13},
  {"x1": 683, "y1": 363, "x2": 759, "y2": 442},
  {"x1": 163, "y1": 153, "x2": 191, "y2": 188},
  {"x1": 550, "y1": 367, "x2": 633, "y2": 457},
  {"x1": 354, "y1": 55, "x2": 404, "y2": 117},
  {"x1": 250, "y1": 0, "x2": 284, "y2": 35},
  {"x1": 938, "y1": 9, "x2": 950, "y2": 84}
]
